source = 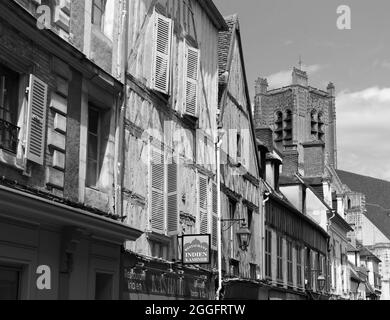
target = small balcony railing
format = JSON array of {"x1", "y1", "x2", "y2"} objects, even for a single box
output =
[{"x1": 0, "y1": 118, "x2": 20, "y2": 154}]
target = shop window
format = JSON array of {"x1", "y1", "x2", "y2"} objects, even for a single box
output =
[
  {"x1": 0, "y1": 266, "x2": 21, "y2": 300},
  {"x1": 95, "y1": 273, "x2": 113, "y2": 300},
  {"x1": 265, "y1": 229, "x2": 272, "y2": 279}
]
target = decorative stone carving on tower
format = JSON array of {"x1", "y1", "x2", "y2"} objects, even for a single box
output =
[{"x1": 292, "y1": 67, "x2": 308, "y2": 87}]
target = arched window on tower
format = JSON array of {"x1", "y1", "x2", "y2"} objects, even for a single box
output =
[
  {"x1": 274, "y1": 111, "x2": 283, "y2": 144},
  {"x1": 310, "y1": 110, "x2": 318, "y2": 140},
  {"x1": 283, "y1": 110, "x2": 293, "y2": 144},
  {"x1": 318, "y1": 112, "x2": 325, "y2": 142}
]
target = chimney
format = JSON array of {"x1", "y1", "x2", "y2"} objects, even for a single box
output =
[
  {"x1": 302, "y1": 141, "x2": 325, "y2": 177},
  {"x1": 281, "y1": 144, "x2": 299, "y2": 176},
  {"x1": 292, "y1": 67, "x2": 308, "y2": 87},
  {"x1": 254, "y1": 78, "x2": 269, "y2": 128},
  {"x1": 255, "y1": 78, "x2": 268, "y2": 95}
]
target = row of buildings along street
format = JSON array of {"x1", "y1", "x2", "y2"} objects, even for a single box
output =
[{"x1": 0, "y1": 0, "x2": 389, "y2": 300}]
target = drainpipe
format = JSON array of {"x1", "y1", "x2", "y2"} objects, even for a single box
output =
[
  {"x1": 216, "y1": 128, "x2": 223, "y2": 300},
  {"x1": 114, "y1": 0, "x2": 129, "y2": 220}
]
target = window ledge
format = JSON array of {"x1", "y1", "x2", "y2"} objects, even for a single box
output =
[
  {"x1": 0, "y1": 149, "x2": 25, "y2": 172},
  {"x1": 146, "y1": 231, "x2": 171, "y2": 245}
]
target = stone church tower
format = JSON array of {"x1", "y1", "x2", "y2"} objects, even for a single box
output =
[{"x1": 254, "y1": 67, "x2": 337, "y2": 177}]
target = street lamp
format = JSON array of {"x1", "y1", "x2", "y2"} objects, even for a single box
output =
[
  {"x1": 317, "y1": 274, "x2": 326, "y2": 292},
  {"x1": 236, "y1": 222, "x2": 252, "y2": 251}
]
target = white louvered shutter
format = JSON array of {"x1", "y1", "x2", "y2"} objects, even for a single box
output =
[
  {"x1": 152, "y1": 12, "x2": 173, "y2": 94},
  {"x1": 166, "y1": 157, "x2": 178, "y2": 235},
  {"x1": 184, "y1": 44, "x2": 200, "y2": 117},
  {"x1": 211, "y1": 181, "x2": 218, "y2": 249},
  {"x1": 26, "y1": 75, "x2": 48, "y2": 165},
  {"x1": 198, "y1": 174, "x2": 208, "y2": 235},
  {"x1": 241, "y1": 129, "x2": 249, "y2": 168},
  {"x1": 149, "y1": 143, "x2": 165, "y2": 233}
]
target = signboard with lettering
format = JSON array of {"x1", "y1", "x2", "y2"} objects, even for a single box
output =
[
  {"x1": 123, "y1": 268, "x2": 211, "y2": 300},
  {"x1": 182, "y1": 234, "x2": 211, "y2": 265}
]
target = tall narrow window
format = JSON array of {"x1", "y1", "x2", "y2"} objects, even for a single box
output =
[
  {"x1": 265, "y1": 229, "x2": 272, "y2": 279},
  {"x1": 287, "y1": 240, "x2": 293, "y2": 285},
  {"x1": 296, "y1": 246, "x2": 302, "y2": 287},
  {"x1": 92, "y1": 0, "x2": 106, "y2": 29},
  {"x1": 237, "y1": 131, "x2": 242, "y2": 159},
  {"x1": 274, "y1": 111, "x2": 283, "y2": 144},
  {"x1": 283, "y1": 110, "x2": 292, "y2": 144},
  {"x1": 277, "y1": 234, "x2": 283, "y2": 282},
  {"x1": 229, "y1": 199, "x2": 236, "y2": 257},
  {"x1": 318, "y1": 112, "x2": 325, "y2": 141},
  {"x1": 87, "y1": 107, "x2": 101, "y2": 187},
  {"x1": 0, "y1": 64, "x2": 20, "y2": 154},
  {"x1": 310, "y1": 110, "x2": 318, "y2": 140}
]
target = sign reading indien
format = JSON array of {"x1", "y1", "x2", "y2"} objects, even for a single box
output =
[{"x1": 182, "y1": 234, "x2": 211, "y2": 265}]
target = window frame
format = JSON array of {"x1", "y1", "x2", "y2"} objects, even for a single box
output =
[
  {"x1": 86, "y1": 106, "x2": 101, "y2": 188},
  {"x1": 296, "y1": 246, "x2": 303, "y2": 288},
  {"x1": 287, "y1": 239, "x2": 293, "y2": 285},
  {"x1": 92, "y1": 0, "x2": 107, "y2": 30},
  {"x1": 265, "y1": 229, "x2": 272, "y2": 279},
  {"x1": 276, "y1": 234, "x2": 283, "y2": 282}
]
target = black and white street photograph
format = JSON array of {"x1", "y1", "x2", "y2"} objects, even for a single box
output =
[{"x1": 0, "y1": 0, "x2": 389, "y2": 307}]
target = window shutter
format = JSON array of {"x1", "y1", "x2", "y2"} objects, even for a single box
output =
[
  {"x1": 211, "y1": 181, "x2": 218, "y2": 249},
  {"x1": 152, "y1": 12, "x2": 173, "y2": 94},
  {"x1": 149, "y1": 143, "x2": 165, "y2": 233},
  {"x1": 198, "y1": 173, "x2": 208, "y2": 235},
  {"x1": 167, "y1": 157, "x2": 178, "y2": 235},
  {"x1": 240, "y1": 130, "x2": 245, "y2": 167},
  {"x1": 26, "y1": 75, "x2": 48, "y2": 165},
  {"x1": 184, "y1": 44, "x2": 200, "y2": 117}
]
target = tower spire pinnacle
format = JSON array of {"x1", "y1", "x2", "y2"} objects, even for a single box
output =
[{"x1": 298, "y1": 55, "x2": 303, "y2": 70}]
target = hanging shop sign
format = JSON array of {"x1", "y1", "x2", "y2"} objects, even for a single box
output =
[{"x1": 181, "y1": 234, "x2": 211, "y2": 265}]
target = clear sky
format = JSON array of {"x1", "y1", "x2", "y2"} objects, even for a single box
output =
[{"x1": 214, "y1": 0, "x2": 390, "y2": 181}]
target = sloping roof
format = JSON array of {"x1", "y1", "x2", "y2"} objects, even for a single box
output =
[
  {"x1": 336, "y1": 170, "x2": 390, "y2": 240},
  {"x1": 217, "y1": 14, "x2": 237, "y2": 79},
  {"x1": 198, "y1": 0, "x2": 229, "y2": 31}
]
